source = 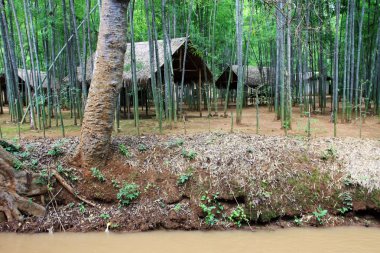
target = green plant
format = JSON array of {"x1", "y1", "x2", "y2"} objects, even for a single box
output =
[
  {"x1": 117, "y1": 183, "x2": 140, "y2": 207},
  {"x1": 48, "y1": 141, "x2": 64, "y2": 156},
  {"x1": 312, "y1": 206, "x2": 328, "y2": 225},
  {"x1": 100, "y1": 213, "x2": 111, "y2": 220},
  {"x1": 321, "y1": 146, "x2": 337, "y2": 161},
  {"x1": 181, "y1": 149, "x2": 197, "y2": 160},
  {"x1": 119, "y1": 144, "x2": 131, "y2": 157},
  {"x1": 228, "y1": 206, "x2": 248, "y2": 227},
  {"x1": 177, "y1": 171, "x2": 193, "y2": 186},
  {"x1": 57, "y1": 164, "x2": 79, "y2": 182},
  {"x1": 294, "y1": 216, "x2": 303, "y2": 226},
  {"x1": 167, "y1": 139, "x2": 184, "y2": 148},
  {"x1": 173, "y1": 203, "x2": 182, "y2": 213},
  {"x1": 337, "y1": 192, "x2": 353, "y2": 214},
  {"x1": 13, "y1": 159, "x2": 23, "y2": 171},
  {"x1": 78, "y1": 203, "x2": 86, "y2": 213},
  {"x1": 90, "y1": 167, "x2": 106, "y2": 182},
  {"x1": 199, "y1": 192, "x2": 224, "y2": 226},
  {"x1": 137, "y1": 144, "x2": 147, "y2": 152}
]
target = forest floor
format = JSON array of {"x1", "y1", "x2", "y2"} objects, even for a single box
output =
[
  {"x1": 0, "y1": 104, "x2": 379, "y2": 140},
  {"x1": 0, "y1": 133, "x2": 379, "y2": 233}
]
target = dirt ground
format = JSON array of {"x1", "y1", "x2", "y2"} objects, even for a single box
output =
[
  {"x1": 0, "y1": 133, "x2": 379, "y2": 233},
  {"x1": 0, "y1": 104, "x2": 379, "y2": 139}
]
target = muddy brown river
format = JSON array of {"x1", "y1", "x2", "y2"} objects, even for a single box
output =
[{"x1": 0, "y1": 227, "x2": 379, "y2": 253}]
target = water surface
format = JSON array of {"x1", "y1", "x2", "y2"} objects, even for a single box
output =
[{"x1": 0, "y1": 227, "x2": 379, "y2": 253}]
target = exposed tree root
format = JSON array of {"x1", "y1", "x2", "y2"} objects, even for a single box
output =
[
  {"x1": 0, "y1": 155, "x2": 46, "y2": 222},
  {"x1": 52, "y1": 169, "x2": 97, "y2": 207}
]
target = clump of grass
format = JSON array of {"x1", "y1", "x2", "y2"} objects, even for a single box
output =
[
  {"x1": 90, "y1": 167, "x2": 106, "y2": 182},
  {"x1": 117, "y1": 183, "x2": 140, "y2": 207}
]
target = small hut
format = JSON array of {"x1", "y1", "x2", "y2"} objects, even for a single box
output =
[
  {"x1": 215, "y1": 65, "x2": 270, "y2": 90},
  {"x1": 298, "y1": 72, "x2": 332, "y2": 96},
  {"x1": 75, "y1": 37, "x2": 213, "y2": 116},
  {"x1": 0, "y1": 69, "x2": 59, "y2": 107}
]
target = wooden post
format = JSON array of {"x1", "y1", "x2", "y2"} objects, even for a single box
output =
[{"x1": 198, "y1": 69, "x2": 202, "y2": 117}]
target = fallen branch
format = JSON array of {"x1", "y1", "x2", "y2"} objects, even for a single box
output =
[{"x1": 52, "y1": 169, "x2": 97, "y2": 207}]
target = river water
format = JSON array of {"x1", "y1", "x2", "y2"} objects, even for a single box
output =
[{"x1": 0, "y1": 227, "x2": 379, "y2": 253}]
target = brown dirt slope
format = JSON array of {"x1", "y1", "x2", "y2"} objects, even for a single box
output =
[{"x1": 0, "y1": 134, "x2": 379, "y2": 232}]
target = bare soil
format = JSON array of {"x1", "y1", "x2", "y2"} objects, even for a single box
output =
[
  {"x1": 0, "y1": 133, "x2": 379, "y2": 233},
  {"x1": 0, "y1": 105, "x2": 379, "y2": 139}
]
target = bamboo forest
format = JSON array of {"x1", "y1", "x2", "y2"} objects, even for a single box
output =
[{"x1": 0, "y1": 0, "x2": 379, "y2": 251}]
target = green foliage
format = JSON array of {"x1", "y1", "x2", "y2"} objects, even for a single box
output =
[
  {"x1": 199, "y1": 192, "x2": 224, "y2": 226},
  {"x1": 100, "y1": 213, "x2": 111, "y2": 220},
  {"x1": 294, "y1": 216, "x2": 303, "y2": 226},
  {"x1": 337, "y1": 192, "x2": 353, "y2": 215},
  {"x1": 119, "y1": 144, "x2": 131, "y2": 158},
  {"x1": 321, "y1": 146, "x2": 337, "y2": 161},
  {"x1": 137, "y1": 144, "x2": 147, "y2": 152},
  {"x1": 228, "y1": 206, "x2": 248, "y2": 227},
  {"x1": 312, "y1": 206, "x2": 328, "y2": 225},
  {"x1": 173, "y1": 203, "x2": 182, "y2": 213},
  {"x1": 117, "y1": 183, "x2": 140, "y2": 207},
  {"x1": 57, "y1": 164, "x2": 78, "y2": 182},
  {"x1": 13, "y1": 159, "x2": 23, "y2": 171},
  {"x1": 167, "y1": 138, "x2": 184, "y2": 148},
  {"x1": 90, "y1": 167, "x2": 106, "y2": 182},
  {"x1": 177, "y1": 169, "x2": 193, "y2": 186},
  {"x1": 78, "y1": 203, "x2": 86, "y2": 213},
  {"x1": 181, "y1": 149, "x2": 197, "y2": 160},
  {"x1": 47, "y1": 140, "x2": 64, "y2": 156}
]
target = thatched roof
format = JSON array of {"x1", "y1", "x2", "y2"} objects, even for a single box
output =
[
  {"x1": 76, "y1": 37, "x2": 213, "y2": 86},
  {"x1": 0, "y1": 69, "x2": 59, "y2": 90},
  {"x1": 297, "y1": 72, "x2": 332, "y2": 82},
  {"x1": 17, "y1": 69, "x2": 59, "y2": 89},
  {"x1": 215, "y1": 65, "x2": 271, "y2": 89}
]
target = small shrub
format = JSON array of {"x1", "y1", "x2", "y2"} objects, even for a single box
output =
[
  {"x1": 312, "y1": 206, "x2": 328, "y2": 225},
  {"x1": 182, "y1": 149, "x2": 197, "y2": 160},
  {"x1": 90, "y1": 167, "x2": 106, "y2": 182},
  {"x1": 119, "y1": 144, "x2": 131, "y2": 157},
  {"x1": 117, "y1": 183, "x2": 140, "y2": 207},
  {"x1": 228, "y1": 206, "x2": 248, "y2": 227},
  {"x1": 13, "y1": 159, "x2": 23, "y2": 171}
]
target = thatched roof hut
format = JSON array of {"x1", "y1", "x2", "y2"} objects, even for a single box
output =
[
  {"x1": 77, "y1": 37, "x2": 213, "y2": 87},
  {"x1": 0, "y1": 69, "x2": 59, "y2": 90},
  {"x1": 215, "y1": 65, "x2": 270, "y2": 89}
]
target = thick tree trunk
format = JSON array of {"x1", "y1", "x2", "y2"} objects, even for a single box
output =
[
  {"x1": 0, "y1": 146, "x2": 46, "y2": 222},
  {"x1": 75, "y1": 0, "x2": 130, "y2": 168}
]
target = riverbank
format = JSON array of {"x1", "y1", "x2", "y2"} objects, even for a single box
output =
[{"x1": 1, "y1": 133, "x2": 379, "y2": 232}]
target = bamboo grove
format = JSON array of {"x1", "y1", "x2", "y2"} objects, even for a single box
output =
[{"x1": 0, "y1": 0, "x2": 379, "y2": 137}]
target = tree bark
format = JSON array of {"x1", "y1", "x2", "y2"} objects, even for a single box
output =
[{"x1": 75, "y1": 0, "x2": 130, "y2": 168}]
